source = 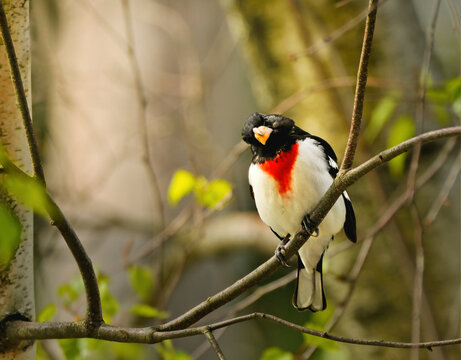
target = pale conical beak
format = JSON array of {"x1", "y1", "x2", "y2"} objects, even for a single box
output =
[{"x1": 253, "y1": 126, "x2": 273, "y2": 145}]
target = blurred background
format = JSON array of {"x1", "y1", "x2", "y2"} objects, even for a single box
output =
[{"x1": 30, "y1": 0, "x2": 459, "y2": 359}]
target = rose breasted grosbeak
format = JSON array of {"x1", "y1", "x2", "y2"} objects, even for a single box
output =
[{"x1": 242, "y1": 112, "x2": 356, "y2": 312}]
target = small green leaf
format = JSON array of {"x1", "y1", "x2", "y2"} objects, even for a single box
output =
[
  {"x1": 98, "y1": 274, "x2": 119, "y2": 322},
  {"x1": 156, "y1": 340, "x2": 191, "y2": 360},
  {"x1": 0, "y1": 202, "x2": 21, "y2": 269},
  {"x1": 2, "y1": 174, "x2": 50, "y2": 217},
  {"x1": 57, "y1": 276, "x2": 84, "y2": 306},
  {"x1": 445, "y1": 78, "x2": 461, "y2": 118},
  {"x1": 432, "y1": 103, "x2": 450, "y2": 125},
  {"x1": 128, "y1": 266, "x2": 154, "y2": 302},
  {"x1": 194, "y1": 178, "x2": 232, "y2": 208},
  {"x1": 58, "y1": 339, "x2": 85, "y2": 360},
  {"x1": 168, "y1": 169, "x2": 196, "y2": 206},
  {"x1": 387, "y1": 115, "x2": 415, "y2": 177},
  {"x1": 365, "y1": 95, "x2": 398, "y2": 142},
  {"x1": 130, "y1": 304, "x2": 169, "y2": 319},
  {"x1": 260, "y1": 347, "x2": 294, "y2": 360},
  {"x1": 37, "y1": 304, "x2": 56, "y2": 322},
  {"x1": 446, "y1": 77, "x2": 461, "y2": 102}
]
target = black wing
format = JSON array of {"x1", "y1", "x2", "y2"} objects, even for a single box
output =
[
  {"x1": 294, "y1": 126, "x2": 357, "y2": 243},
  {"x1": 308, "y1": 134, "x2": 339, "y2": 179}
]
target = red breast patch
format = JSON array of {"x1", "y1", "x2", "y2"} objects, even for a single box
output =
[{"x1": 259, "y1": 142, "x2": 299, "y2": 195}]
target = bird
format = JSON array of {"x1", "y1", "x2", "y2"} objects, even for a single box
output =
[{"x1": 242, "y1": 112, "x2": 356, "y2": 312}]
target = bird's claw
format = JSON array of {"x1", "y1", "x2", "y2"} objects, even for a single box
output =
[
  {"x1": 302, "y1": 215, "x2": 319, "y2": 237},
  {"x1": 275, "y1": 234, "x2": 291, "y2": 267}
]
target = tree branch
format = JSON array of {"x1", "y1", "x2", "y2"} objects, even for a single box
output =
[
  {"x1": 4, "y1": 313, "x2": 461, "y2": 350},
  {"x1": 0, "y1": 0, "x2": 45, "y2": 183},
  {"x1": 203, "y1": 328, "x2": 227, "y2": 360},
  {"x1": 157, "y1": 126, "x2": 460, "y2": 331},
  {"x1": 340, "y1": 0, "x2": 379, "y2": 171}
]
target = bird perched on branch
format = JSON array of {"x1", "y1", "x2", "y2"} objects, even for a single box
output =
[{"x1": 242, "y1": 112, "x2": 356, "y2": 311}]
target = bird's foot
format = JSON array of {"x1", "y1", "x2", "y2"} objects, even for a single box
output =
[
  {"x1": 275, "y1": 234, "x2": 291, "y2": 267},
  {"x1": 302, "y1": 215, "x2": 319, "y2": 237}
]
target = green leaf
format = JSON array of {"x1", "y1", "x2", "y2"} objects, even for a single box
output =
[
  {"x1": 98, "y1": 274, "x2": 119, "y2": 322},
  {"x1": 168, "y1": 169, "x2": 196, "y2": 206},
  {"x1": 432, "y1": 103, "x2": 450, "y2": 125},
  {"x1": 365, "y1": 95, "x2": 398, "y2": 142},
  {"x1": 37, "y1": 304, "x2": 56, "y2": 322},
  {"x1": 260, "y1": 347, "x2": 294, "y2": 360},
  {"x1": 194, "y1": 178, "x2": 232, "y2": 208},
  {"x1": 58, "y1": 339, "x2": 85, "y2": 360},
  {"x1": 446, "y1": 77, "x2": 461, "y2": 103},
  {"x1": 447, "y1": 78, "x2": 461, "y2": 118},
  {"x1": 57, "y1": 276, "x2": 84, "y2": 306},
  {"x1": 130, "y1": 304, "x2": 169, "y2": 319},
  {"x1": 0, "y1": 202, "x2": 21, "y2": 269},
  {"x1": 156, "y1": 340, "x2": 191, "y2": 360},
  {"x1": 128, "y1": 265, "x2": 154, "y2": 302},
  {"x1": 387, "y1": 115, "x2": 415, "y2": 177},
  {"x1": 2, "y1": 174, "x2": 50, "y2": 217}
]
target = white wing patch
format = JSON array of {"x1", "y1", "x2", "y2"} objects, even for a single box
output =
[{"x1": 328, "y1": 156, "x2": 338, "y2": 170}]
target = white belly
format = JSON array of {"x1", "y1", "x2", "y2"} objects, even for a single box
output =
[{"x1": 249, "y1": 139, "x2": 346, "y2": 238}]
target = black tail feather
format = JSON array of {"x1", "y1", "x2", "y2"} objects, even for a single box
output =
[{"x1": 343, "y1": 193, "x2": 356, "y2": 243}]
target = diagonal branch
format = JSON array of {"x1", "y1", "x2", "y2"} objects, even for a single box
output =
[
  {"x1": 157, "y1": 126, "x2": 460, "y2": 331},
  {"x1": 203, "y1": 328, "x2": 227, "y2": 360},
  {"x1": 340, "y1": 0, "x2": 379, "y2": 171}
]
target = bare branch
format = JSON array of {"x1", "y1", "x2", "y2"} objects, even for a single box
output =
[
  {"x1": 410, "y1": 205, "x2": 424, "y2": 360},
  {"x1": 341, "y1": 0, "x2": 379, "y2": 171},
  {"x1": 157, "y1": 126, "x2": 461, "y2": 331},
  {"x1": 406, "y1": 0, "x2": 441, "y2": 201},
  {"x1": 424, "y1": 152, "x2": 461, "y2": 225},
  {"x1": 289, "y1": 0, "x2": 387, "y2": 61},
  {"x1": 4, "y1": 313, "x2": 461, "y2": 350},
  {"x1": 203, "y1": 328, "x2": 227, "y2": 360}
]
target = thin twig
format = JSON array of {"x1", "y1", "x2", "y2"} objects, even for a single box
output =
[
  {"x1": 203, "y1": 328, "x2": 227, "y2": 360},
  {"x1": 4, "y1": 313, "x2": 461, "y2": 349},
  {"x1": 121, "y1": 0, "x2": 165, "y2": 229},
  {"x1": 0, "y1": 0, "x2": 45, "y2": 183},
  {"x1": 424, "y1": 152, "x2": 461, "y2": 225},
  {"x1": 289, "y1": 0, "x2": 387, "y2": 61},
  {"x1": 410, "y1": 205, "x2": 424, "y2": 360},
  {"x1": 406, "y1": 0, "x2": 441, "y2": 201},
  {"x1": 340, "y1": 0, "x2": 379, "y2": 171}
]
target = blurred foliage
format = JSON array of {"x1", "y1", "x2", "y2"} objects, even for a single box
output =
[
  {"x1": 260, "y1": 347, "x2": 294, "y2": 360},
  {"x1": 0, "y1": 201, "x2": 22, "y2": 270},
  {"x1": 128, "y1": 265, "x2": 155, "y2": 302},
  {"x1": 364, "y1": 94, "x2": 399, "y2": 143},
  {"x1": 386, "y1": 115, "x2": 415, "y2": 178},
  {"x1": 37, "y1": 303, "x2": 56, "y2": 322},
  {"x1": 130, "y1": 304, "x2": 168, "y2": 319},
  {"x1": 168, "y1": 169, "x2": 232, "y2": 209},
  {"x1": 155, "y1": 340, "x2": 191, "y2": 360}
]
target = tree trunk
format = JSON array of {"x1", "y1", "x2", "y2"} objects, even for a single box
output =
[{"x1": 0, "y1": 1, "x2": 35, "y2": 359}]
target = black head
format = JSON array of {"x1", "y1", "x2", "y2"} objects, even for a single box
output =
[{"x1": 242, "y1": 112, "x2": 300, "y2": 162}]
